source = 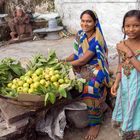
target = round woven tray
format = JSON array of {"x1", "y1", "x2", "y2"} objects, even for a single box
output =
[{"x1": 0, "y1": 89, "x2": 81, "y2": 108}]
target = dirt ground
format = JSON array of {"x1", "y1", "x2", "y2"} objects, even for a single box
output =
[
  {"x1": 0, "y1": 37, "x2": 120, "y2": 140},
  {"x1": 37, "y1": 110, "x2": 121, "y2": 140}
]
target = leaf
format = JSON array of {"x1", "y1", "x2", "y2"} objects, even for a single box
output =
[
  {"x1": 52, "y1": 63, "x2": 62, "y2": 70},
  {"x1": 9, "y1": 64, "x2": 23, "y2": 76},
  {"x1": 44, "y1": 93, "x2": 49, "y2": 106},
  {"x1": 48, "y1": 92, "x2": 56, "y2": 104},
  {"x1": 59, "y1": 88, "x2": 67, "y2": 98},
  {"x1": 37, "y1": 85, "x2": 48, "y2": 95},
  {"x1": 75, "y1": 80, "x2": 84, "y2": 93}
]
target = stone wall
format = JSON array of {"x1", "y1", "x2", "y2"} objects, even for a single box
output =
[
  {"x1": 54, "y1": 0, "x2": 139, "y2": 46},
  {"x1": 4, "y1": 0, "x2": 55, "y2": 16},
  {"x1": 0, "y1": 0, "x2": 55, "y2": 41}
]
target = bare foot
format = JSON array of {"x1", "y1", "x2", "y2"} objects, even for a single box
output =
[{"x1": 85, "y1": 125, "x2": 101, "y2": 140}]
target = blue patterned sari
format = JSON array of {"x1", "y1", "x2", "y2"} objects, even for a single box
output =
[{"x1": 73, "y1": 11, "x2": 110, "y2": 126}]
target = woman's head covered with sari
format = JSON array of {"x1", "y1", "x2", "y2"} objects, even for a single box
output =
[{"x1": 74, "y1": 10, "x2": 110, "y2": 86}]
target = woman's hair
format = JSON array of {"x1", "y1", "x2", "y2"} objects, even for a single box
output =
[
  {"x1": 80, "y1": 10, "x2": 97, "y2": 32},
  {"x1": 80, "y1": 10, "x2": 97, "y2": 22},
  {"x1": 122, "y1": 10, "x2": 140, "y2": 39}
]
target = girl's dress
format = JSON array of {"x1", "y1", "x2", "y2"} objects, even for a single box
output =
[{"x1": 112, "y1": 51, "x2": 140, "y2": 140}]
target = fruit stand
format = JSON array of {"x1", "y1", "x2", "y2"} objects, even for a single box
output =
[{"x1": 0, "y1": 51, "x2": 85, "y2": 139}]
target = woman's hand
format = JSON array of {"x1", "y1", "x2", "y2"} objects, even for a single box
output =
[{"x1": 111, "y1": 82, "x2": 119, "y2": 96}]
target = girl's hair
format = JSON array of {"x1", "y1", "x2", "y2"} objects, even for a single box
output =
[
  {"x1": 122, "y1": 10, "x2": 140, "y2": 39},
  {"x1": 122, "y1": 10, "x2": 140, "y2": 28},
  {"x1": 80, "y1": 10, "x2": 97, "y2": 22}
]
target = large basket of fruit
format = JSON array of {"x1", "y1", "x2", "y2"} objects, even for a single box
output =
[{"x1": 0, "y1": 51, "x2": 85, "y2": 108}]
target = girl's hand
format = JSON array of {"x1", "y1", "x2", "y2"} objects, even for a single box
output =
[
  {"x1": 117, "y1": 42, "x2": 134, "y2": 58},
  {"x1": 116, "y1": 42, "x2": 129, "y2": 53},
  {"x1": 111, "y1": 83, "x2": 119, "y2": 96}
]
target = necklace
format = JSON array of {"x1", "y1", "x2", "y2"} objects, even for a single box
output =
[{"x1": 87, "y1": 31, "x2": 95, "y2": 41}]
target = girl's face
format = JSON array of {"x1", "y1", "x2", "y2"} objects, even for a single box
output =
[
  {"x1": 124, "y1": 16, "x2": 140, "y2": 39},
  {"x1": 80, "y1": 14, "x2": 96, "y2": 33}
]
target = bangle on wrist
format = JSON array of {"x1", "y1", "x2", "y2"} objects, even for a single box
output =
[
  {"x1": 127, "y1": 51, "x2": 134, "y2": 59},
  {"x1": 127, "y1": 55, "x2": 134, "y2": 59}
]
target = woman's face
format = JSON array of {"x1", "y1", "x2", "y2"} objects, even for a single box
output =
[
  {"x1": 80, "y1": 13, "x2": 96, "y2": 33},
  {"x1": 124, "y1": 16, "x2": 140, "y2": 39}
]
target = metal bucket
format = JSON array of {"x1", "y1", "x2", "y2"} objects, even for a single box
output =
[{"x1": 48, "y1": 18, "x2": 58, "y2": 29}]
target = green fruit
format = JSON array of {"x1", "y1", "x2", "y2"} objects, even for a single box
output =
[
  {"x1": 53, "y1": 82, "x2": 59, "y2": 88},
  {"x1": 39, "y1": 74, "x2": 45, "y2": 79},
  {"x1": 7, "y1": 83, "x2": 12, "y2": 88},
  {"x1": 26, "y1": 78, "x2": 33, "y2": 84},
  {"x1": 35, "y1": 68, "x2": 43, "y2": 75},
  {"x1": 45, "y1": 81, "x2": 50, "y2": 88},
  {"x1": 40, "y1": 79, "x2": 46, "y2": 85},
  {"x1": 30, "y1": 83, "x2": 34, "y2": 88},
  {"x1": 28, "y1": 88, "x2": 34, "y2": 93},
  {"x1": 50, "y1": 76, "x2": 57, "y2": 82},
  {"x1": 20, "y1": 76, "x2": 25, "y2": 80},
  {"x1": 18, "y1": 80, "x2": 24, "y2": 86},
  {"x1": 33, "y1": 82, "x2": 40, "y2": 88},
  {"x1": 33, "y1": 76, "x2": 40, "y2": 82},
  {"x1": 32, "y1": 73, "x2": 37, "y2": 78},
  {"x1": 49, "y1": 70, "x2": 54, "y2": 76},
  {"x1": 24, "y1": 76, "x2": 30, "y2": 81},
  {"x1": 25, "y1": 70, "x2": 33, "y2": 76},
  {"x1": 55, "y1": 74, "x2": 60, "y2": 79},
  {"x1": 23, "y1": 83, "x2": 29, "y2": 87},
  {"x1": 45, "y1": 75, "x2": 50, "y2": 80},
  {"x1": 13, "y1": 78, "x2": 18, "y2": 84},
  {"x1": 58, "y1": 79, "x2": 64, "y2": 84},
  {"x1": 11, "y1": 84, "x2": 17, "y2": 89},
  {"x1": 17, "y1": 87, "x2": 23, "y2": 93},
  {"x1": 23, "y1": 87, "x2": 29, "y2": 93},
  {"x1": 54, "y1": 70, "x2": 59, "y2": 74},
  {"x1": 64, "y1": 78, "x2": 70, "y2": 84}
]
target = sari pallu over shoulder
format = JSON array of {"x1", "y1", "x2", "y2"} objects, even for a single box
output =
[{"x1": 73, "y1": 11, "x2": 111, "y2": 87}]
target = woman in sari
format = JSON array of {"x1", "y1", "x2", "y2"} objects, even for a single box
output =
[{"x1": 65, "y1": 10, "x2": 110, "y2": 140}]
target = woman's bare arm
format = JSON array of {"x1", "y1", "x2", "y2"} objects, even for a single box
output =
[
  {"x1": 70, "y1": 50, "x2": 94, "y2": 66},
  {"x1": 65, "y1": 54, "x2": 75, "y2": 62}
]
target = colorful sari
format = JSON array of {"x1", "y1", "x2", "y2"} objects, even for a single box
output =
[{"x1": 73, "y1": 11, "x2": 110, "y2": 126}]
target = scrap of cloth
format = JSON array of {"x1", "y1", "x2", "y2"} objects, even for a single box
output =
[{"x1": 36, "y1": 101, "x2": 87, "y2": 140}]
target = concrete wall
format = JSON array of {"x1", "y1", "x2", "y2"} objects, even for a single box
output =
[{"x1": 55, "y1": 0, "x2": 139, "y2": 46}]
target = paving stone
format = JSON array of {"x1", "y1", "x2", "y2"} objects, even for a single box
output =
[{"x1": 0, "y1": 99, "x2": 33, "y2": 124}]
